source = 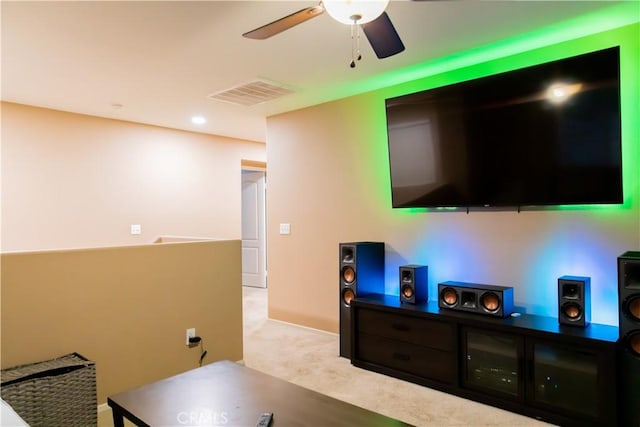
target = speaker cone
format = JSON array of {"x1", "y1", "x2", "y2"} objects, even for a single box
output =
[
  {"x1": 627, "y1": 331, "x2": 640, "y2": 356},
  {"x1": 342, "y1": 288, "x2": 355, "y2": 306},
  {"x1": 481, "y1": 292, "x2": 501, "y2": 312},
  {"x1": 402, "y1": 284, "x2": 414, "y2": 298},
  {"x1": 562, "y1": 302, "x2": 582, "y2": 320},
  {"x1": 342, "y1": 266, "x2": 355, "y2": 284},
  {"x1": 441, "y1": 287, "x2": 458, "y2": 307},
  {"x1": 625, "y1": 295, "x2": 640, "y2": 321}
]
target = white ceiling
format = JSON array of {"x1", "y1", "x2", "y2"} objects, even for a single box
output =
[{"x1": 1, "y1": 1, "x2": 626, "y2": 142}]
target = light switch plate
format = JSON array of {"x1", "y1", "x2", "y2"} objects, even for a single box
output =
[{"x1": 279, "y1": 223, "x2": 291, "y2": 235}]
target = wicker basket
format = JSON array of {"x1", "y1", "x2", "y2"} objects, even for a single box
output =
[{"x1": 1, "y1": 352, "x2": 97, "y2": 427}]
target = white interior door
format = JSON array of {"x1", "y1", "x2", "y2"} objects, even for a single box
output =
[{"x1": 241, "y1": 170, "x2": 266, "y2": 287}]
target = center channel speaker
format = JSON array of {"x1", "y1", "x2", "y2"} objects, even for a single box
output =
[
  {"x1": 438, "y1": 281, "x2": 514, "y2": 318},
  {"x1": 557, "y1": 275, "x2": 591, "y2": 327},
  {"x1": 399, "y1": 265, "x2": 428, "y2": 304},
  {"x1": 339, "y1": 242, "x2": 384, "y2": 358},
  {"x1": 618, "y1": 251, "x2": 640, "y2": 427}
]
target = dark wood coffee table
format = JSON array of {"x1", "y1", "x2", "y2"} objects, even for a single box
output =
[{"x1": 108, "y1": 360, "x2": 410, "y2": 426}]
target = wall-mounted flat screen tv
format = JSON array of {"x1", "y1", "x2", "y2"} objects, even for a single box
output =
[{"x1": 385, "y1": 46, "x2": 622, "y2": 209}]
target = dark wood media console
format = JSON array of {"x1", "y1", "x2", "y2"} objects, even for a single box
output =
[{"x1": 350, "y1": 294, "x2": 619, "y2": 427}]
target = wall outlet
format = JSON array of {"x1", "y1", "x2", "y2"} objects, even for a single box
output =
[
  {"x1": 186, "y1": 328, "x2": 196, "y2": 346},
  {"x1": 130, "y1": 224, "x2": 141, "y2": 235}
]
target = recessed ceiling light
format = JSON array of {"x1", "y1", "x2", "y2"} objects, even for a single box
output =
[{"x1": 191, "y1": 115, "x2": 206, "y2": 125}]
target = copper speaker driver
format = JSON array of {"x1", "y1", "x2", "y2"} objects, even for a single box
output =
[
  {"x1": 342, "y1": 266, "x2": 355, "y2": 284},
  {"x1": 626, "y1": 295, "x2": 640, "y2": 321},
  {"x1": 441, "y1": 287, "x2": 458, "y2": 306},
  {"x1": 342, "y1": 288, "x2": 355, "y2": 306},
  {"x1": 481, "y1": 292, "x2": 501, "y2": 312},
  {"x1": 628, "y1": 332, "x2": 640, "y2": 356},
  {"x1": 562, "y1": 302, "x2": 582, "y2": 320},
  {"x1": 402, "y1": 285, "x2": 414, "y2": 298}
]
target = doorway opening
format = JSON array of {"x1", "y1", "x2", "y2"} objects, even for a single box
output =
[{"x1": 241, "y1": 160, "x2": 267, "y2": 288}]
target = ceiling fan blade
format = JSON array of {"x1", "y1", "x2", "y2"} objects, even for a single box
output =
[
  {"x1": 361, "y1": 12, "x2": 405, "y2": 59},
  {"x1": 243, "y1": 5, "x2": 324, "y2": 40}
]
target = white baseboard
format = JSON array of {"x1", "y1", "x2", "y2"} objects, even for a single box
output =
[{"x1": 269, "y1": 318, "x2": 338, "y2": 337}]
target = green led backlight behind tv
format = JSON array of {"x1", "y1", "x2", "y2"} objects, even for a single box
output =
[
  {"x1": 358, "y1": 5, "x2": 638, "y2": 326},
  {"x1": 365, "y1": 2, "x2": 639, "y2": 214}
]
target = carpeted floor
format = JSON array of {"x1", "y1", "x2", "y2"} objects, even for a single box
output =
[{"x1": 242, "y1": 286, "x2": 553, "y2": 427}]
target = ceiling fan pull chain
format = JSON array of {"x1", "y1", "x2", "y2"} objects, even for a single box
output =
[
  {"x1": 350, "y1": 21, "x2": 357, "y2": 68},
  {"x1": 356, "y1": 24, "x2": 362, "y2": 62},
  {"x1": 349, "y1": 17, "x2": 363, "y2": 68}
]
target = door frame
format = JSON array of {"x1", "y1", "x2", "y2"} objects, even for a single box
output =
[{"x1": 241, "y1": 160, "x2": 267, "y2": 287}]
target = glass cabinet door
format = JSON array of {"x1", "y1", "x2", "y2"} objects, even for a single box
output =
[
  {"x1": 530, "y1": 342, "x2": 598, "y2": 418},
  {"x1": 463, "y1": 328, "x2": 522, "y2": 398}
]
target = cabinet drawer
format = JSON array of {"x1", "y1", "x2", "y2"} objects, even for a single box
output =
[
  {"x1": 357, "y1": 308, "x2": 453, "y2": 351},
  {"x1": 357, "y1": 332, "x2": 455, "y2": 384}
]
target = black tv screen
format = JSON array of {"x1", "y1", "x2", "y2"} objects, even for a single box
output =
[{"x1": 385, "y1": 46, "x2": 622, "y2": 209}]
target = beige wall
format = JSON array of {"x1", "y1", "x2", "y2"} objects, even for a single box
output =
[
  {"x1": 266, "y1": 24, "x2": 640, "y2": 332},
  {"x1": 0, "y1": 104, "x2": 253, "y2": 403},
  {"x1": 1, "y1": 239, "x2": 243, "y2": 403},
  {"x1": 1, "y1": 102, "x2": 266, "y2": 252}
]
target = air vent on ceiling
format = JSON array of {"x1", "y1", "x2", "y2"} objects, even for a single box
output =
[{"x1": 208, "y1": 79, "x2": 295, "y2": 106}]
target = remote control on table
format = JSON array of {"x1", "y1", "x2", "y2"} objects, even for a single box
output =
[{"x1": 256, "y1": 412, "x2": 273, "y2": 427}]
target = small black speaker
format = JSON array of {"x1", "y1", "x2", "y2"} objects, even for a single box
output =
[
  {"x1": 399, "y1": 265, "x2": 428, "y2": 304},
  {"x1": 557, "y1": 275, "x2": 591, "y2": 327},
  {"x1": 618, "y1": 251, "x2": 640, "y2": 426},
  {"x1": 438, "y1": 281, "x2": 514, "y2": 318},
  {"x1": 339, "y1": 242, "x2": 384, "y2": 358}
]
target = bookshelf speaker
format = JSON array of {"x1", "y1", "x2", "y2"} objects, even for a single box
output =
[
  {"x1": 557, "y1": 276, "x2": 591, "y2": 327},
  {"x1": 399, "y1": 265, "x2": 428, "y2": 304}
]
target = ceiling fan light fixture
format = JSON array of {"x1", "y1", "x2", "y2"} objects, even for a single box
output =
[{"x1": 323, "y1": 0, "x2": 389, "y2": 25}]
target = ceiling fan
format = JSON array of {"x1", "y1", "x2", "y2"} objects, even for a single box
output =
[{"x1": 242, "y1": 0, "x2": 405, "y2": 68}]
